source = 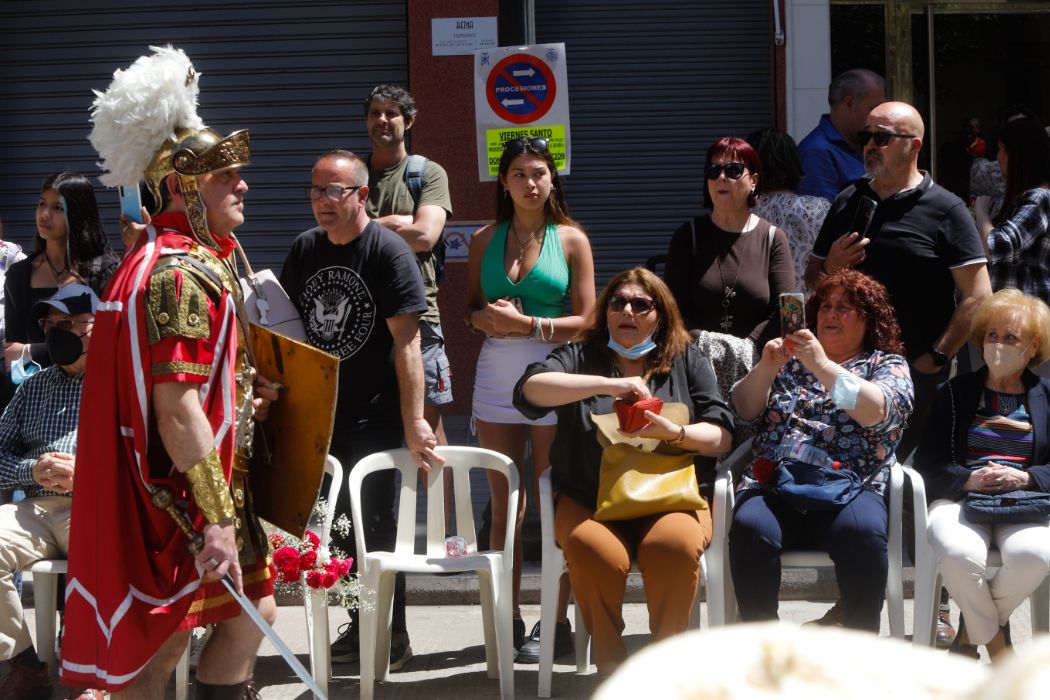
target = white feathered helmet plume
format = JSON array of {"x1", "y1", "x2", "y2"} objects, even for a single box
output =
[{"x1": 89, "y1": 45, "x2": 250, "y2": 247}]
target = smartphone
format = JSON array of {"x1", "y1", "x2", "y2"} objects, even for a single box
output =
[
  {"x1": 849, "y1": 196, "x2": 878, "y2": 238},
  {"x1": 119, "y1": 183, "x2": 144, "y2": 224},
  {"x1": 779, "y1": 292, "x2": 806, "y2": 336}
]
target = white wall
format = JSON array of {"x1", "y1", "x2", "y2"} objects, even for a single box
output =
[{"x1": 785, "y1": 0, "x2": 832, "y2": 142}]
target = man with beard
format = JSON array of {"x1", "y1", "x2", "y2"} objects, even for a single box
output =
[
  {"x1": 804, "y1": 101, "x2": 990, "y2": 642},
  {"x1": 806, "y1": 101, "x2": 991, "y2": 459}
]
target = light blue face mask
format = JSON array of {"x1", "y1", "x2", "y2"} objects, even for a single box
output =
[
  {"x1": 607, "y1": 334, "x2": 657, "y2": 360},
  {"x1": 10, "y1": 348, "x2": 41, "y2": 385}
]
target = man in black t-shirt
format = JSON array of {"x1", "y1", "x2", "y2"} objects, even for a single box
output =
[
  {"x1": 805, "y1": 102, "x2": 990, "y2": 642},
  {"x1": 281, "y1": 149, "x2": 440, "y2": 672},
  {"x1": 806, "y1": 101, "x2": 991, "y2": 460}
]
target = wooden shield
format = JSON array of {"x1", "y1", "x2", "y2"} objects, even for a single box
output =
[{"x1": 248, "y1": 324, "x2": 339, "y2": 536}]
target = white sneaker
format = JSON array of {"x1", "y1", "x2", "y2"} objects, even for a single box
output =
[{"x1": 188, "y1": 626, "x2": 212, "y2": 670}]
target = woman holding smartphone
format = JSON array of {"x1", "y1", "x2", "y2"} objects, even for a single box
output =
[
  {"x1": 466, "y1": 136, "x2": 595, "y2": 656},
  {"x1": 4, "y1": 172, "x2": 118, "y2": 376}
]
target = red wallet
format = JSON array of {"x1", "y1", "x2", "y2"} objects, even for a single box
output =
[{"x1": 614, "y1": 397, "x2": 664, "y2": 432}]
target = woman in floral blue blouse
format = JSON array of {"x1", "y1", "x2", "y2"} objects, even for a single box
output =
[{"x1": 728, "y1": 270, "x2": 914, "y2": 631}]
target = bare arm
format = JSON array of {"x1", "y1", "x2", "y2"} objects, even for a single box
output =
[
  {"x1": 913, "y1": 262, "x2": 992, "y2": 374},
  {"x1": 388, "y1": 312, "x2": 440, "y2": 469},
  {"x1": 732, "y1": 338, "x2": 788, "y2": 420},
  {"x1": 521, "y1": 372, "x2": 651, "y2": 407},
  {"x1": 376, "y1": 203, "x2": 448, "y2": 253},
  {"x1": 153, "y1": 381, "x2": 242, "y2": 593},
  {"x1": 546, "y1": 227, "x2": 595, "y2": 342}
]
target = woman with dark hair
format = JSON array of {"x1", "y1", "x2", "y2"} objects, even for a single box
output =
[
  {"x1": 4, "y1": 172, "x2": 118, "y2": 375},
  {"x1": 664, "y1": 136, "x2": 796, "y2": 346},
  {"x1": 976, "y1": 117, "x2": 1050, "y2": 305},
  {"x1": 747, "y1": 128, "x2": 832, "y2": 287},
  {"x1": 466, "y1": 136, "x2": 595, "y2": 652},
  {"x1": 514, "y1": 267, "x2": 733, "y2": 674},
  {"x1": 729, "y1": 269, "x2": 914, "y2": 631}
]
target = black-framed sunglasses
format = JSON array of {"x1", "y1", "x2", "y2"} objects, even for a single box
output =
[
  {"x1": 704, "y1": 162, "x2": 747, "y2": 181},
  {"x1": 608, "y1": 294, "x2": 656, "y2": 314},
  {"x1": 39, "y1": 318, "x2": 94, "y2": 333},
  {"x1": 503, "y1": 137, "x2": 550, "y2": 156},
  {"x1": 305, "y1": 185, "x2": 364, "y2": 201},
  {"x1": 857, "y1": 130, "x2": 915, "y2": 147}
]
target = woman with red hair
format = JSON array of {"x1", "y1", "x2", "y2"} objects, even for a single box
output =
[
  {"x1": 728, "y1": 270, "x2": 914, "y2": 631},
  {"x1": 664, "y1": 136, "x2": 796, "y2": 346}
]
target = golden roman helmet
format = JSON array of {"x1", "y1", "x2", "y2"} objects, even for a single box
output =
[{"x1": 144, "y1": 126, "x2": 252, "y2": 247}]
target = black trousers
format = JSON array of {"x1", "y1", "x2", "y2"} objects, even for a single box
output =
[
  {"x1": 329, "y1": 423, "x2": 407, "y2": 635},
  {"x1": 729, "y1": 489, "x2": 889, "y2": 632}
]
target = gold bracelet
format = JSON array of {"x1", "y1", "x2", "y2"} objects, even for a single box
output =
[
  {"x1": 184, "y1": 448, "x2": 236, "y2": 524},
  {"x1": 669, "y1": 424, "x2": 687, "y2": 446}
]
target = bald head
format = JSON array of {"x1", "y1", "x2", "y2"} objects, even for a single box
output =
[{"x1": 869, "y1": 102, "x2": 925, "y2": 141}]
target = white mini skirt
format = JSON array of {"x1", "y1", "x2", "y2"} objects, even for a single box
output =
[{"x1": 472, "y1": 336, "x2": 559, "y2": 426}]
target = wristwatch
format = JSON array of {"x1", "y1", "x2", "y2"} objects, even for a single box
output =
[{"x1": 928, "y1": 348, "x2": 949, "y2": 367}]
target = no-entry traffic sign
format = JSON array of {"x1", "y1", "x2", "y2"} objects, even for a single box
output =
[
  {"x1": 486, "y1": 54, "x2": 557, "y2": 124},
  {"x1": 474, "y1": 44, "x2": 571, "y2": 181}
]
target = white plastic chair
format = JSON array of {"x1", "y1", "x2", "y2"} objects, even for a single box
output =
[
  {"x1": 709, "y1": 439, "x2": 908, "y2": 637},
  {"x1": 349, "y1": 446, "x2": 517, "y2": 700},
  {"x1": 28, "y1": 558, "x2": 67, "y2": 671},
  {"x1": 174, "y1": 454, "x2": 343, "y2": 700},
  {"x1": 910, "y1": 466, "x2": 1050, "y2": 646},
  {"x1": 536, "y1": 469, "x2": 708, "y2": 698}
]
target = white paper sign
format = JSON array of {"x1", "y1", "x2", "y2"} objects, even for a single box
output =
[
  {"x1": 432, "y1": 17, "x2": 497, "y2": 56},
  {"x1": 474, "y1": 43, "x2": 571, "y2": 181}
]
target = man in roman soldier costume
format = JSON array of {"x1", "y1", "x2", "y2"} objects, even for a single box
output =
[{"x1": 61, "y1": 46, "x2": 280, "y2": 698}]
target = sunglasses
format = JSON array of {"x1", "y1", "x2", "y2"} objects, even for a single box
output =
[
  {"x1": 857, "y1": 130, "x2": 915, "y2": 147},
  {"x1": 503, "y1": 137, "x2": 550, "y2": 156},
  {"x1": 705, "y1": 162, "x2": 747, "y2": 181},
  {"x1": 608, "y1": 294, "x2": 656, "y2": 314}
]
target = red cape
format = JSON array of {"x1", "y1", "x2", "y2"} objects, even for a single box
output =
[{"x1": 61, "y1": 214, "x2": 239, "y2": 691}]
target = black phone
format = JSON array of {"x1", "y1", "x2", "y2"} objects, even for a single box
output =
[{"x1": 849, "y1": 196, "x2": 878, "y2": 238}]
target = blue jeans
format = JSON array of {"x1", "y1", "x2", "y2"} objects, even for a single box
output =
[{"x1": 729, "y1": 488, "x2": 888, "y2": 631}]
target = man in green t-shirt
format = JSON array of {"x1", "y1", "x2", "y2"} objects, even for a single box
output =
[{"x1": 363, "y1": 84, "x2": 454, "y2": 446}]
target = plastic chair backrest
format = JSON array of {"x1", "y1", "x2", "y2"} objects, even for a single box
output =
[
  {"x1": 348, "y1": 446, "x2": 518, "y2": 564},
  {"x1": 313, "y1": 455, "x2": 343, "y2": 551}
]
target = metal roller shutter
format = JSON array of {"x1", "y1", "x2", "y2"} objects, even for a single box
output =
[
  {"x1": 535, "y1": 0, "x2": 773, "y2": 284},
  {"x1": 0, "y1": 0, "x2": 407, "y2": 271}
]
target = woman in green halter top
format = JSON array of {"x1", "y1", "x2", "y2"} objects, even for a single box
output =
[{"x1": 465, "y1": 137, "x2": 595, "y2": 653}]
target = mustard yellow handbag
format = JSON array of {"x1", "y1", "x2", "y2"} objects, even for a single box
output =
[{"x1": 591, "y1": 403, "x2": 707, "y2": 522}]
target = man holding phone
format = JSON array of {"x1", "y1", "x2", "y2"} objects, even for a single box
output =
[
  {"x1": 805, "y1": 101, "x2": 990, "y2": 459},
  {"x1": 804, "y1": 100, "x2": 990, "y2": 644}
]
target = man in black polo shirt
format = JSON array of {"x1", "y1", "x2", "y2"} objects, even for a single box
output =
[
  {"x1": 805, "y1": 101, "x2": 991, "y2": 643},
  {"x1": 806, "y1": 101, "x2": 990, "y2": 460}
]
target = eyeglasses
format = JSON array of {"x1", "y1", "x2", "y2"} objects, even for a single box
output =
[
  {"x1": 818, "y1": 302, "x2": 859, "y2": 316},
  {"x1": 704, "y1": 162, "x2": 747, "y2": 181},
  {"x1": 39, "y1": 318, "x2": 93, "y2": 333},
  {"x1": 608, "y1": 294, "x2": 656, "y2": 314},
  {"x1": 306, "y1": 185, "x2": 364, "y2": 201},
  {"x1": 857, "y1": 130, "x2": 915, "y2": 148},
  {"x1": 503, "y1": 137, "x2": 550, "y2": 156}
]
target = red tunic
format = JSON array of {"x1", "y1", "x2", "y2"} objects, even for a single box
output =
[{"x1": 60, "y1": 212, "x2": 272, "y2": 692}]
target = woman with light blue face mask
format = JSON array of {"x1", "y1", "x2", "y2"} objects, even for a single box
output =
[
  {"x1": 3, "y1": 172, "x2": 118, "y2": 384},
  {"x1": 514, "y1": 267, "x2": 734, "y2": 673}
]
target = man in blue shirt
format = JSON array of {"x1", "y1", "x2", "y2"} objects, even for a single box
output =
[{"x1": 798, "y1": 69, "x2": 885, "y2": 202}]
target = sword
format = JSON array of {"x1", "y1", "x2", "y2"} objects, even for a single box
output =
[{"x1": 152, "y1": 486, "x2": 328, "y2": 700}]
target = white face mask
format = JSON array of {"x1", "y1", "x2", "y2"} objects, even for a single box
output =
[{"x1": 983, "y1": 341, "x2": 1032, "y2": 379}]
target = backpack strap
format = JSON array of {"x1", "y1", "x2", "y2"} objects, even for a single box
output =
[{"x1": 403, "y1": 154, "x2": 429, "y2": 212}]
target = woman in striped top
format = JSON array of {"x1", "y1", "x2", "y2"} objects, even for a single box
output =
[{"x1": 915, "y1": 289, "x2": 1050, "y2": 661}]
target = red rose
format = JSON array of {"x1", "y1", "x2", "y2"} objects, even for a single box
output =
[
  {"x1": 338, "y1": 559, "x2": 353, "y2": 576},
  {"x1": 322, "y1": 572, "x2": 338, "y2": 588},
  {"x1": 305, "y1": 570, "x2": 324, "y2": 589},
  {"x1": 304, "y1": 530, "x2": 321, "y2": 548},
  {"x1": 299, "y1": 550, "x2": 317, "y2": 570}
]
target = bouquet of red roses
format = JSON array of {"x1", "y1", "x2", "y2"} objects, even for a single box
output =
[{"x1": 267, "y1": 501, "x2": 359, "y2": 608}]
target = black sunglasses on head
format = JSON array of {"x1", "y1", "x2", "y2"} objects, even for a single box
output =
[
  {"x1": 503, "y1": 137, "x2": 550, "y2": 156},
  {"x1": 704, "y1": 162, "x2": 747, "y2": 181},
  {"x1": 857, "y1": 130, "x2": 915, "y2": 147}
]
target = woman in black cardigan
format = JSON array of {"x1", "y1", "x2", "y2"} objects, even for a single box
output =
[{"x1": 915, "y1": 288, "x2": 1050, "y2": 661}]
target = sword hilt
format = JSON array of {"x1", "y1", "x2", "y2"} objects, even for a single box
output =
[{"x1": 151, "y1": 485, "x2": 205, "y2": 555}]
